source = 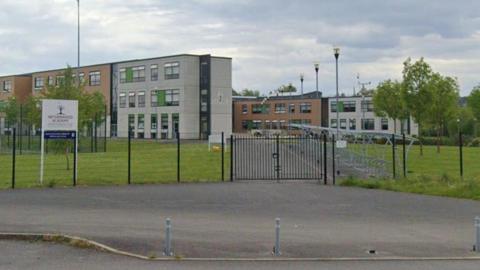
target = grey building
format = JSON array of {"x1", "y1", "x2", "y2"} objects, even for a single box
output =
[{"x1": 111, "y1": 54, "x2": 232, "y2": 139}]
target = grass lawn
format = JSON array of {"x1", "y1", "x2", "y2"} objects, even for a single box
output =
[
  {"x1": 0, "y1": 139, "x2": 229, "y2": 189},
  {"x1": 341, "y1": 144, "x2": 480, "y2": 200}
]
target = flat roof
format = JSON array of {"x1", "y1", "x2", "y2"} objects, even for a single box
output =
[{"x1": 1, "y1": 53, "x2": 231, "y2": 77}]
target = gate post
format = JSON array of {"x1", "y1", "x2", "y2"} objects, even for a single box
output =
[
  {"x1": 332, "y1": 134, "x2": 336, "y2": 185},
  {"x1": 323, "y1": 133, "x2": 327, "y2": 185},
  {"x1": 230, "y1": 134, "x2": 234, "y2": 182},
  {"x1": 392, "y1": 133, "x2": 396, "y2": 179},
  {"x1": 276, "y1": 135, "x2": 280, "y2": 181}
]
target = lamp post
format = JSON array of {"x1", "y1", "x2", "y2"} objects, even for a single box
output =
[
  {"x1": 300, "y1": 73, "x2": 304, "y2": 98},
  {"x1": 334, "y1": 47, "x2": 340, "y2": 135},
  {"x1": 314, "y1": 63, "x2": 319, "y2": 98},
  {"x1": 76, "y1": 0, "x2": 80, "y2": 86}
]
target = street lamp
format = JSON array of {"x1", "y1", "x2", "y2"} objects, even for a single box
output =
[
  {"x1": 76, "y1": 0, "x2": 80, "y2": 87},
  {"x1": 314, "y1": 62, "x2": 319, "y2": 98},
  {"x1": 334, "y1": 47, "x2": 340, "y2": 135},
  {"x1": 300, "y1": 73, "x2": 304, "y2": 97}
]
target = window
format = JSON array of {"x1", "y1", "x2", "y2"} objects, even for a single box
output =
[
  {"x1": 138, "y1": 91, "x2": 145, "y2": 108},
  {"x1": 279, "y1": 120, "x2": 287, "y2": 129},
  {"x1": 34, "y1": 77, "x2": 44, "y2": 89},
  {"x1": 151, "y1": 114, "x2": 158, "y2": 130},
  {"x1": 129, "y1": 92, "x2": 136, "y2": 108},
  {"x1": 79, "y1": 72, "x2": 85, "y2": 83},
  {"x1": 331, "y1": 101, "x2": 355, "y2": 112},
  {"x1": 120, "y1": 66, "x2": 145, "y2": 83},
  {"x1": 128, "y1": 114, "x2": 135, "y2": 131},
  {"x1": 164, "y1": 62, "x2": 180, "y2": 79},
  {"x1": 330, "y1": 119, "x2": 337, "y2": 128},
  {"x1": 56, "y1": 76, "x2": 64, "y2": 86},
  {"x1": 3, "y1": 80, "x2": 12, "y2": 92},
  {"x1": 241, "y1": 104, "x2": 248, "y2": 114},
  {"x1": 344, "y1": 101, "x2": 356, "y2": 112},
  {"x1": 151, "y1": 89, "x2": 179, "y2": 106},
  {"x1": 89, "y1": 71, "x2": 101, "y2": 86},
  {"x1": 274, "y1": 103, "x2": 286, "y2": 113},
  {"x1": 48, "y1": 76, "x2": 54, "y2": 86},
  {"x1": 289, "y1": 104, "x2": 295, "y2": 113},
  {"x1": 361, "y1": 100, "x2": 374, "y2": 112},
  {"x1": 119, "y1": 93, "x2": 126, "y2": 108},
  {"x1": 381, "y1": 118, "x2": 389, "y2": 130},
  {"x1": 349, "y1": 119, "x2": 356, "y2": 130},
  {"x1": 252, "y1": 120, "x2": 262, "y2": 129},
  {"x1": 71, "y1": 72, "x2": 85, "y2": 84},
  {"x1": 362, "y1": 119, "x2": 375, "y2": 130},
  {"x1": 151, "y1": 64, "x2": 158, "y2": 81},
  {"x1": 252, "y1": 104, "x2": 269, "y2": 114},
  {"x1": 300, "y1": 102, "x2": 311, "y2": 113},
  {"x1": 137, "y1": 114, "x2": 145, "y2": 130},
  {"x1": 301, "y1": 119, "x2": 312, "y2": 125},
  {"x1": 340, "y1": 119, "x2": 347, "y2": 129},
  {"x1": 161, "y1": 114, "x2": 169, "y2": 130}
]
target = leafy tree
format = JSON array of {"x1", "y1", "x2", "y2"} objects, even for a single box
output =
[
  {"x1": 372, "y1": 80, "x2": 406, "y2": 134},
  {"x1": 2, "y1": 97, "x2": 19, "y2": 129},
  {"x1": 240, "y1": 88, "x2": 260, "y2": 97},
  {"x1": 401, "y1": 57, "x2": 434, "y2": 155},
  {"x1": 277, "y1": 83, "x2": 297, "y2": 94},
  {"x1": 232, "y1": 89, "x2": 240, "y2": 96},
  {"x1": 23, "y1": 96, "x2": 41, "y2": 132},
  {"x1": 426, "y1": 73, "x2": 460, "y2": 152},
  {"x1": 468, "y1": 86, "x2": 480, "y2": 136},
  {"x1": 42, "y1": 66, "x2": 106, "y2": 170}
]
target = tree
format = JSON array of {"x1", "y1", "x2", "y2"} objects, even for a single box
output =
[
  {"x1": 232, "y1": 89, "x2": 239, "y2": 96},
  {"x1": 425, "y1": 73, "x2": 459, "y2": 152},
  {"x1": 372, "y1": 80, "x2": 406, "y2": 134},
  {"x1": 42, "y1": 66, "x2": 106, "y2": 170},
  {"x1": 401, "y1": 57, "x2": 434, "y2": 155},
  {"x1": 277, "y1": 83, "x2": 297, "y2": 94},
  {"x1": 240, "y1": 89, "x2": 260, "y2": 97},
  {"x1": 2, "y1": 97, "x2": 19, "y2": 129},
  {"x1": 468, "y1": 86, "x2": 480, "y2": 136}
]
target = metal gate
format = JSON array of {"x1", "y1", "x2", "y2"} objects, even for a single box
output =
[{"x1": 232, "y1": 135, "x2": 324, "y2": 181}]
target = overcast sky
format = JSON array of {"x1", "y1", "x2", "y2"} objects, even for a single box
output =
[{"x1": 0, "y1": 0, "x2": 479, "y2": 96}]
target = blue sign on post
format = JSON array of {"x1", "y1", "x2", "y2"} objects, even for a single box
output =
[{"x1": 44, "y1": 131, "x2": 76, "y2": 139}]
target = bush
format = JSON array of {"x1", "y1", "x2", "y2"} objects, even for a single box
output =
[{"x1": 468, "y1": 137, "x2": 480, "y2": 147}]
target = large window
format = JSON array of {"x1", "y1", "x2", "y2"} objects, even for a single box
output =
[
  {"x1": 48, "y1": 76, "x2": 54, "y2": 86},
  {"x1": 164, "y1": 62, "x2": 180, "y2": 79},
  {"x1": 252, "y1": 120, "x2": 262, "y2": 129},
  {"x1": 151, "y1": 64, "x2": 158, "y2": 81},
  {"x1": 340, "y1": 119, "x2": 347, "y2": 129},
  {"x1": 361, "y1": 100, "x2": 374, "y2": 112},
  {"x1": 151, "y1": 114, "x2": 158, "y2": 130},
  {"x1": 381, "y1": 118, "x2": 389, "y2": 130},
  {"x1": 89, "y1": 71, "x2": 101, "y2": 86},
  {"x1": 137, "y1": 114, "x2": 145, "y2": 129},
  {"x1": 161, "y1": 114, "x2": 169, "y2": 130},
  {"x1": 119, "y1": 93, "x2": 126, "y2": 108},
  {"x1": 299, "y1": 102, "x2": 311, "y2": 113},
  {"x1": 331, "y1": 101, "x2": 355, "y2": 113},
  {"x1": 252, "y1": 104, "x2": 269, "y2": 114},
  {"x1": 241, "y1": 104, "x2": 248, "y2": 114},
  {"x1": 330, "y1": 119, "x2": 337, "y2": 128},
  {"x1": 138, "y1": 91, "x2": 145, "y2": 108},
  {"x1": 349, "y1": 118, "x2": 356, "y2": 130},
  {"x1": 3, "y1": 80, "x2": 11, "y2": 92},
  {"x1": 34, "y1": 77, "x2": 44, "y2": 89},
  {"x1": 151, "y1": 89, "x2": 179, "y2": 107},
  {"x1": 362, "y1": 119, "x2": 375, "y2": 130},
  {"x1": 120, "y1": 66, "x2": 145, "y2": 83},
  {"x1": 56, "y1": 76, "x2": 65, "y2": 86},
  {"x1": 128, "y1": 114, "x2": 135, "y2": 130},
  {"x1": 129, "y1": 92, "x2": 136, "y2": 108},
  {"x1": 274, "y1": 103, "x2": 286, "y2": 113}
]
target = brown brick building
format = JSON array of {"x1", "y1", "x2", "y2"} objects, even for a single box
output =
[{"x1": 232, "y1": 92, "x2": 325, "y2": 133}]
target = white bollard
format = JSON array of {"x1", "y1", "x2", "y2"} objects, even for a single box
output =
[
  {"x1": 274, "y1": 218, "x2": 281, "y2": 256},
  {"x1": 164, "y1": 218, "x2": 173, "y2": 256},
  {"x1": 475, "y1": 217, "x2": 480, "y2": 252}
]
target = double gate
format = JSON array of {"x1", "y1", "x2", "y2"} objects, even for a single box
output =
[{"x1": 231, "y1": 135, "x2": 325, "y2": 181}]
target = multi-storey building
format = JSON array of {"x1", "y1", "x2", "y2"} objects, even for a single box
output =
[
  {"x1": 30, "y1": 63, "x2": 112, "y2": 135},
  {"x1": 232, "y1": 92, "x2": 323, "y2": 133},
  {"x1": 327, "y1": 96, "x2": 418, "y2": 135},
  {"x1": 0, "y1": 75, "x2": 32, "y2": 134},
  {"x1": 112, "y1": 54, "x2": 232, "y2": 139}
]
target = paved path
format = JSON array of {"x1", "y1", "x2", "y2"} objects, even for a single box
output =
[
  {"x1": 2, "y1": 240, "x2": 480, "y2": 270},
  {"x1": 0, "y1": 182, "x2": 479, "y2": 258}
]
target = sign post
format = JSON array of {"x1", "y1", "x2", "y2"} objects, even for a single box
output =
[{"x1": 40, "y1": 100, "x2": 78, "y2": 185}]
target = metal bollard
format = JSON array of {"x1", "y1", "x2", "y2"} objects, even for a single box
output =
[
  {"x1": 274, "y1": 218, "x2": 281, "y2": 256},
  {"x1": 475, "y1": 217, "x2": 480, "y2": 252},
  {"x1": 164, "y1": 218, "x2": 173, "y2": 256}
]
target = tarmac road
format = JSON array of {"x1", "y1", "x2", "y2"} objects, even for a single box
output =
[
  {"x1": 0, "y1": 182, "x2": 479, "y2": 258},
  {"x1": 2, "y1": 240, "x2": 480, "y2": 270}
]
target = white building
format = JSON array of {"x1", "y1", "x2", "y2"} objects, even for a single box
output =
[
  {"x1": 327, "y1": 96, "x2": 418, "y2": 135},
  {"x1": 111, "y1": 54, "x2": 232, "y2": 139}
]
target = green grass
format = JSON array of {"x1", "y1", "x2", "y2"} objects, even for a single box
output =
[
  {"x1": 0, "y1": 139, "x2": 229, "y2": 189},
  {"x1": 340, "y1": 144, "x2": 480, "y2": 200}
]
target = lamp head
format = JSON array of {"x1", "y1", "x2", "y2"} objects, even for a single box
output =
[
  {"x1": 300, "y1": 73, "x2": 304, "y2": 81},
  {"x1": 334, "y1": 47, "x2": 340, "y2": 59},
  {"x1": 314, "y1": 62, "x2": 319, "y2": 71}
]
